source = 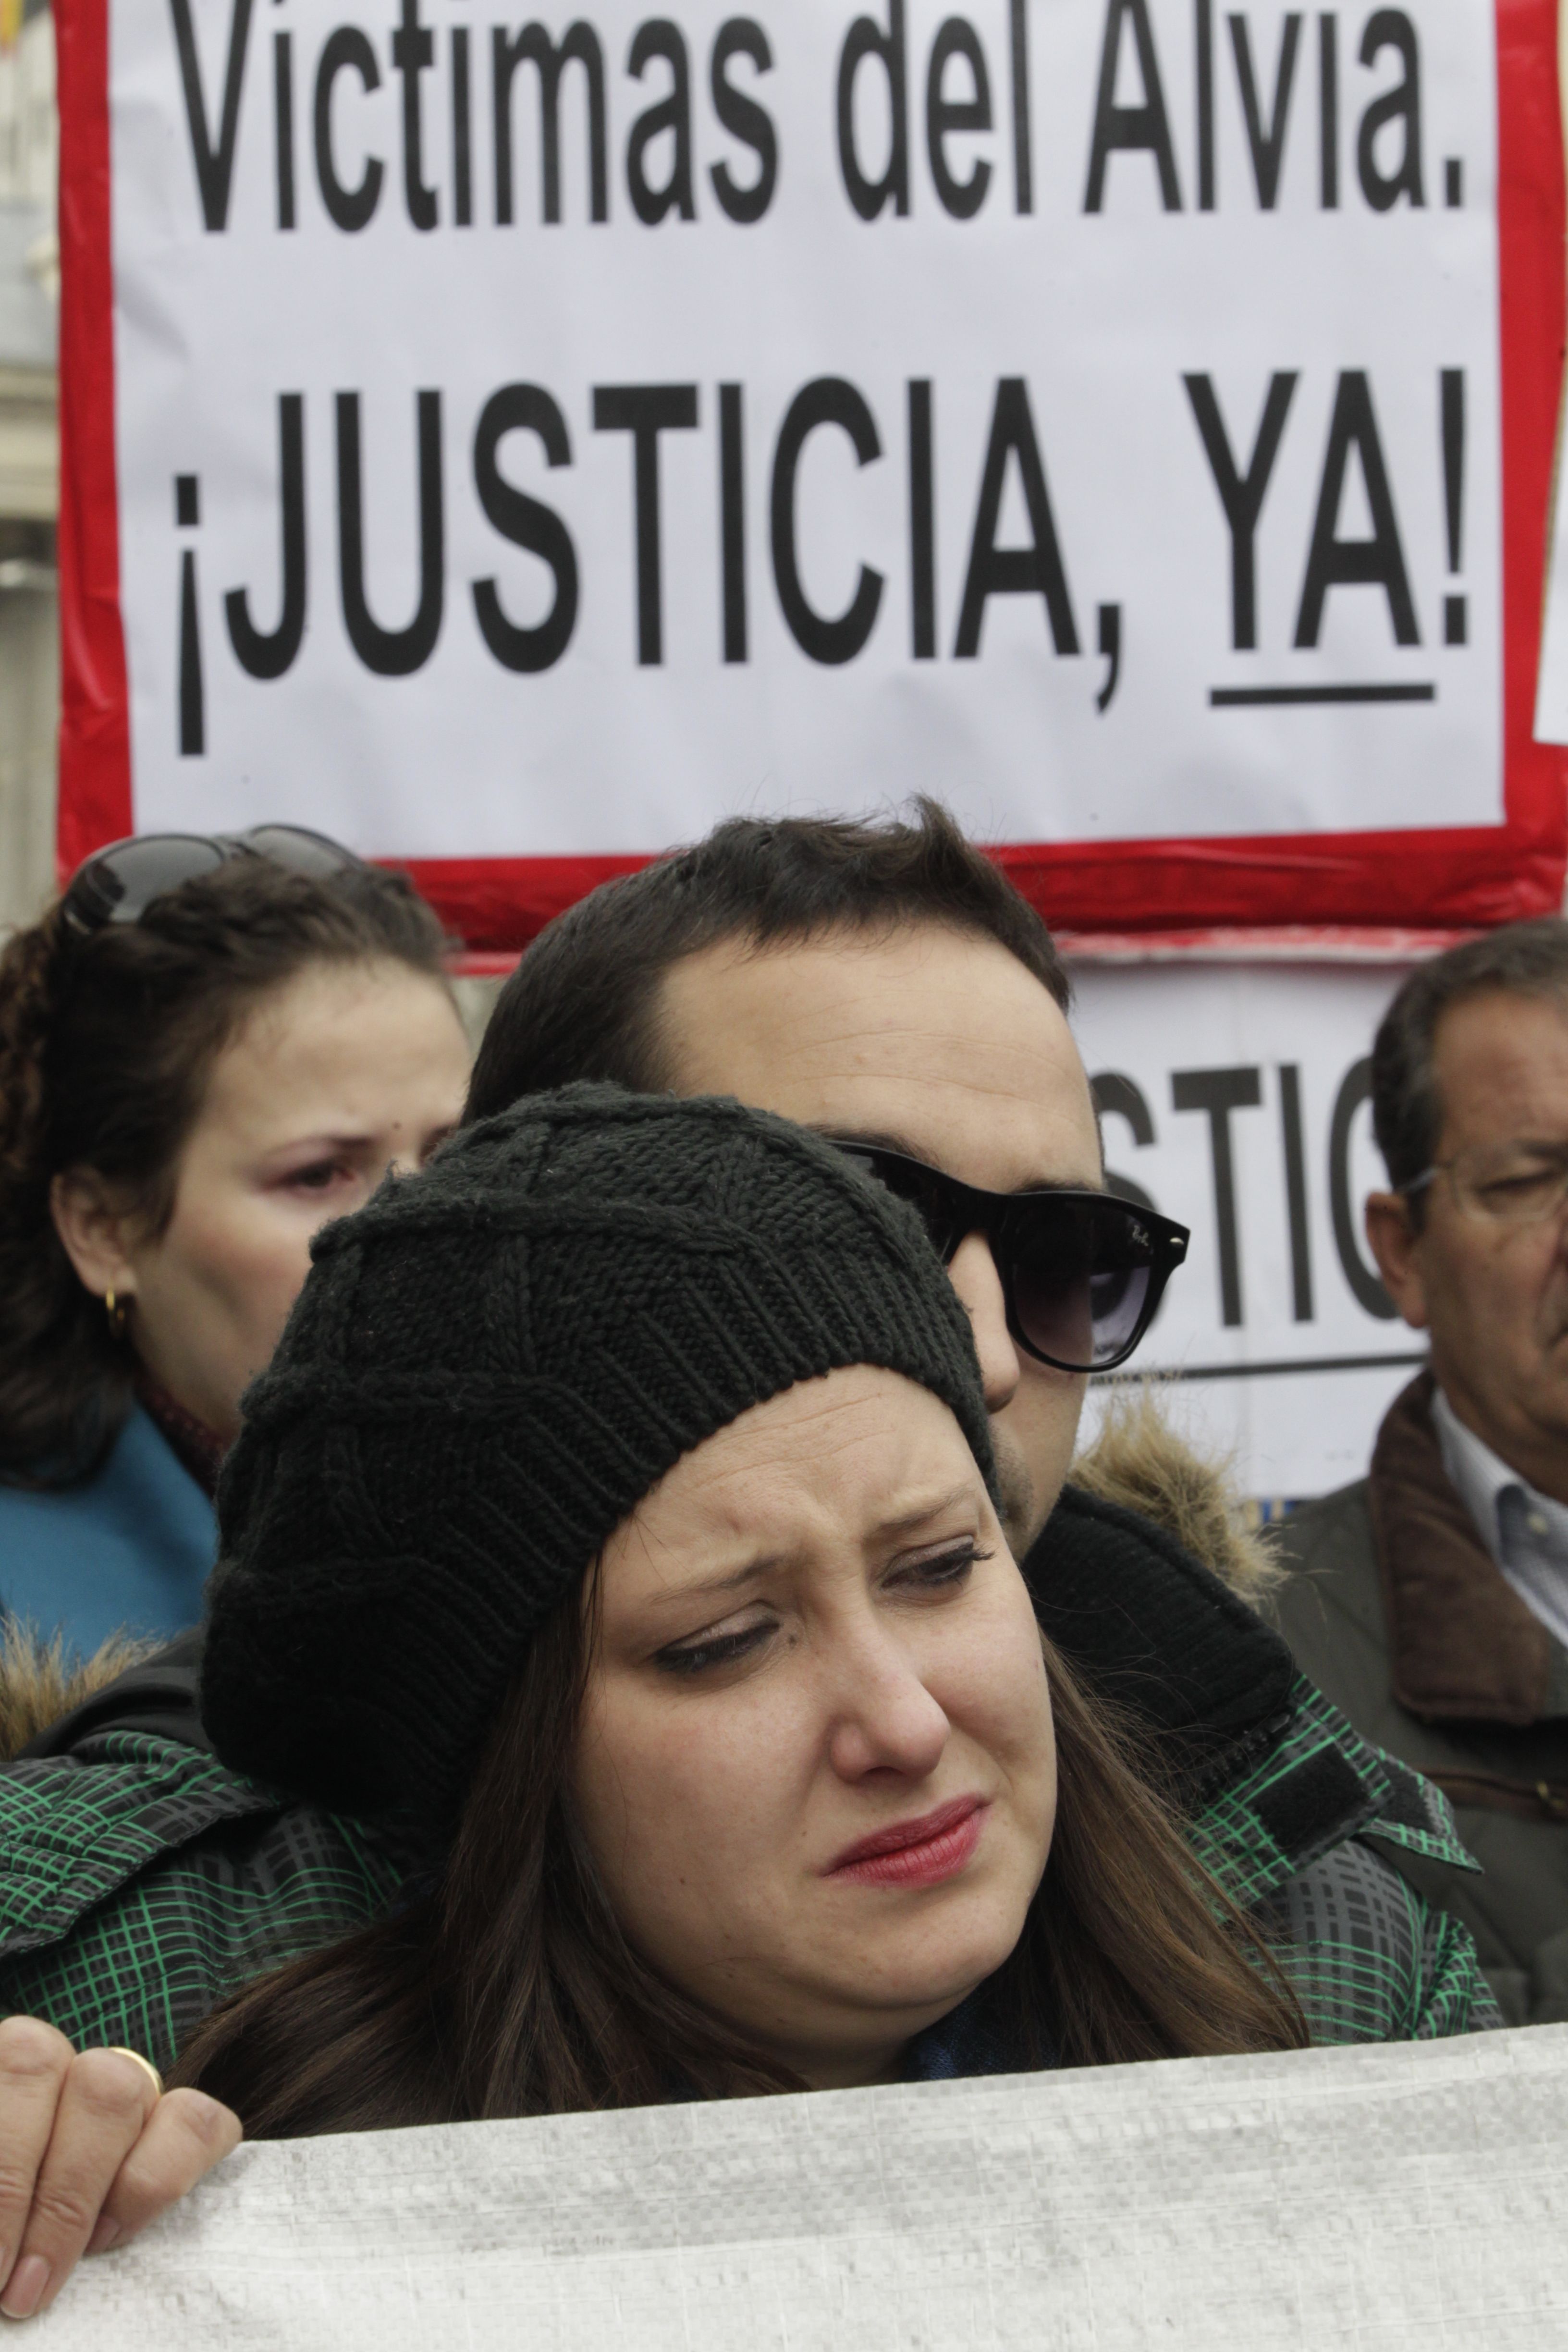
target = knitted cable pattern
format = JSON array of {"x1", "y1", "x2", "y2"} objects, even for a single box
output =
[{"x1": 202, "y1": 1085, "x2": 994, "y2": 1828}]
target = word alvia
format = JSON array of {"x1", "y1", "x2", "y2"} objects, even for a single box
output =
[
  {"x1": 170, "y1": 362, "x2": 1464, "y2": 753},
  {"x1": 172, "y1": 0, "x2": 1439, "y2": 238}
]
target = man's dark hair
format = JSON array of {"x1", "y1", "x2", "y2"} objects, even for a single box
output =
[
  {"x1": 467, "y1": 800, "x2": 1071, "y2": 1121},
  {"x1": 1372, "y1": 917, "x2": 1568, "y2": 1215}
]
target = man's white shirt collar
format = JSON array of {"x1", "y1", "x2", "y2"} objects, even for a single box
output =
[{"x1": 1431, "y1": 1384, "x2": 1568, "y2": 1654}]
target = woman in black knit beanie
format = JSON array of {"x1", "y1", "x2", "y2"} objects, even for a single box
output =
[{"x1": 177, "y1": 1083, "x2": 1303, "y2": 2132}]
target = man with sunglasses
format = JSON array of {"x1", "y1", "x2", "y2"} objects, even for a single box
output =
[
  {"x1": 1274, "y1": 920, "x2": 1568, "y2": 2028},
  {"x1": 0, "y1": 804, "x2": 1495, "y2": 2320},
  {"x1": 466, "y1": 801, "x2": 1186, "y2": 1564}
]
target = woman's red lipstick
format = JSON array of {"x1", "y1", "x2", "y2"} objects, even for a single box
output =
[{"x1": 824, "y1": 1796, "x2": 988, "y2": 1889}]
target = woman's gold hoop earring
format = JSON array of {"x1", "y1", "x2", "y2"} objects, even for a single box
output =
[{"x1": 104, "y1": 1288, "x2": 129, "y2": 1340}]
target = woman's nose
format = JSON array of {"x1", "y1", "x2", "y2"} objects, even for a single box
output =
[
  {"x1": 945, "y1": 1231, "x2": 1021, "y2": 1412},
  {"x1": 826, "y1": 1633, "x2": 951, "y2": 1784}
]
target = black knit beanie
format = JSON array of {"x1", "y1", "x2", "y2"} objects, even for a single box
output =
[{"x1": 201, "y1": 1083, "x2": 994, "y2": 1828}]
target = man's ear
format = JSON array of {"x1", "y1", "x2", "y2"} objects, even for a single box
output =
[
  {"x1": 1364, "y1": 1190, "x2": 1429, "y2": 1331},
  {"x1": 49, "y1": 1168, "x2": 140, "y2": 1306}
]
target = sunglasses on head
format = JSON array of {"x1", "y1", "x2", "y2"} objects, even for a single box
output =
[
  {"x1": 62, "y1": 826, "x2": 365, "y2": 937},
  {"x1": 831, "y1": 1142, "x2": 1188, "y2": 1375}
]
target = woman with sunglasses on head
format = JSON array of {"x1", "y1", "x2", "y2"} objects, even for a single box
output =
[{"x1": 0, "y1": 829, "x2": 471, "y2": 1661}]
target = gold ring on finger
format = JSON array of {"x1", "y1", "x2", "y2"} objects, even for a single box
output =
[{"x1": 102, "y1": 2046, "x2": 164, "y2": 2100}]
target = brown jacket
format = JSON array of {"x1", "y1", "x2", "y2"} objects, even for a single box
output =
[{"x1": 1272, "y1": 1371, "x2": 1568, "y2": 2024}]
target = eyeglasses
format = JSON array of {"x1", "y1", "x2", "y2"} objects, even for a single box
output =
[
  {"x1": 62, "y1": 826, "x2": 364, "y2": 936},
  {"x1": 831, "y1": 1142, "x2": 1188, "y2": 1374},
  {"x1": 1403, "y1": 1142, "x2": 1568, "y2": 1227}
]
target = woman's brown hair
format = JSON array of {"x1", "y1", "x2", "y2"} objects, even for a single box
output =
[
  {"x1": 0, "y1": 858, "x2": 451, "y2": 1484},
  {"x1": 174, "y1": 1584, "x2": 1306, "y2": 2136}
]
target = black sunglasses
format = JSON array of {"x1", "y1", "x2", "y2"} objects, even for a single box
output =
[
  {"x1": 62, "y1": 826, "x2": 364, "y2": 936},
  {"x1": 832, "y1": 1142, "x2": 1188, "y2": 1375}
]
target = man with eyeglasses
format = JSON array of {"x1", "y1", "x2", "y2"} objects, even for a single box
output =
[{"x1": 1274, "y1": 920, "x2": 1568, "y2": 2026}]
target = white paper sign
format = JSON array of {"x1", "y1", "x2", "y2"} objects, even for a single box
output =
[
  {"x1": 107, "y1": 0, "x2": 1504, "y2": 857},
  {"x1": 1069, "y1": 954, "x2": 1421, "y2": 1496},
  {"x1": 34, "y1": 2024, "x2": 1568, "y2": 2349}
]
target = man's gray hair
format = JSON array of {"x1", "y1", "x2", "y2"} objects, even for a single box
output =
[{"x1": 1372, "y1": 917, "x2": 1568, "y2": 1213}]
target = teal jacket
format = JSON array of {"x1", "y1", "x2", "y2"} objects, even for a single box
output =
[{"x1": 0, "y1": 1407, "x2": 216, "y2": 1656}]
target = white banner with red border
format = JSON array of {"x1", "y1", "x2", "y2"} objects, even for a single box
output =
[{"x1": 53, "y1": 0, "x2": 1568, "y2": 948}]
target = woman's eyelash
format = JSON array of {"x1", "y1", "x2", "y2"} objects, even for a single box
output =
[
  {"x1": 905, "y1": 1542, "x2": 990, "y2": 1585},
  {"x1": 656, "y1": 1622, "x2": 772, "y2": 1677},
  {"x1": 657, "y1": 1543, "x2": 989, "y2": 1674}
]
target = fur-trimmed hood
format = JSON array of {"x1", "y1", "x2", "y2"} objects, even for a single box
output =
[
  {"x1": 0, "y1": 1624, "x2": 157, "y2": 1765},
  {"x1": 1070, "y1": 1388, "x2": 1281, "y2": 1608}
]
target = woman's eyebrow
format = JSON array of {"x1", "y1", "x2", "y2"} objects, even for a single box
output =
[
  {"x1": 872, "y1": 1483, "x2": 980, "y2": 1537},
  {"x1": 260, "y1": 1130, "x2": 376, "y2": 1156},
  {"x1": 644, "y1": 1555, "x2": 785, "y2": 1609},
  {"x1": 650, "y1": 1485, "x2": 980, "y2": 1609}
]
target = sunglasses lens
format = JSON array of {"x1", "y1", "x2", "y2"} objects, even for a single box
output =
[
  {"x1": 242, "y1": 825, "x2": 362, "y2": 879},
  {"x1": 1086, "y1": 1261, "x2": 1153, "y2": 1365},
  {"x1": 833, "y1": 1147, "x2": 1181, "y2": 1374},
  {"x1": 64, "y1": 827, "x2": 366, "y2": 937},
  {"x1": 65, "y1": 835, "x2": 230, "y2": 930},
  {"x1": 836, "y1": 1148, "x2": 963, "y2": 1258},
  {"x1": 1009, "y1": 1200, "x2": 1156, "y2": 1372}
]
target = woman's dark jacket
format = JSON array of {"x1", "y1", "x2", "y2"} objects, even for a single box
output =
[{"x1": 0, "y1": 1481, "x2": 1499, "y2": 2070}]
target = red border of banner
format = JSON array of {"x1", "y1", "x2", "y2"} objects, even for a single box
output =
[
  {"x1": 55, "y1": 0, "x2": 1568, "y2": 946},
  {"x1": 55, "y1": 0, "x2": 129, "y2": 875}
]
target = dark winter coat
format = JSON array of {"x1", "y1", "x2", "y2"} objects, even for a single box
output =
[{"x1": 1271, "y1": 1371, "x2": 1568, "y2": 2026}]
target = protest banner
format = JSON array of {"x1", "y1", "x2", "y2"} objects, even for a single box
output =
[
  {"x1": 33, "y1": 2024, "x2": 1568, "y2": 2349},
  {"x1": 54, "y1": 0, "x2": 1568, "y2": 946},
  {"x1": 1070, "y1": 949, "x2": 1418, "y2": 1495}
]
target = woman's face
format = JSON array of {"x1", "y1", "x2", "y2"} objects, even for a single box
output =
[
  {"x1": 57, "y1": 958, "x2": 470, "y2": 1443},
  {"x1": 573, "y1": 1365, "x2": 1057, "y2": 2091}
]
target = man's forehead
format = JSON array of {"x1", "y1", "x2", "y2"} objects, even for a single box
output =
[
  {"x1": 657, "y1": 925, "x2": 1101, "y2": 1187},
  {"x1": 1433, "y1": 989, "x2": 1568, "y2": 1143}
]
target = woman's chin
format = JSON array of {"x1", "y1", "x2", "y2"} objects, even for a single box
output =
[{"x1": 839, "y1": 1899, "x2": 1032, "y2": 2024}]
